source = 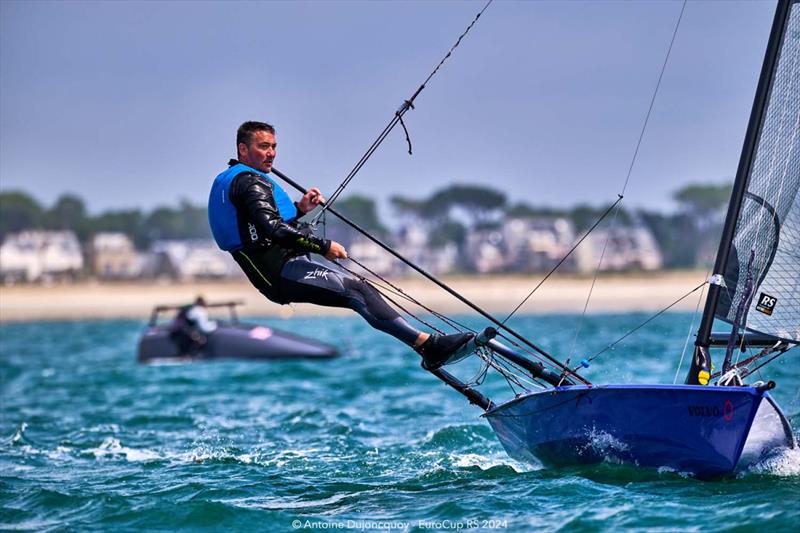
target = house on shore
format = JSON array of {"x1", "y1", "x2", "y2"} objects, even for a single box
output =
[
  {"x1": 0, "y1": 230, "x2": 84, "y2": 283},
  {"x1": 576, "y1": 225, "x2": 663, "y2": 272},
  {"x1": 142, "y1": 240, "x2": 241, "y2": 280},
  {"x1": 87, "y1": 232, "x2": 143, "y2": 280}
]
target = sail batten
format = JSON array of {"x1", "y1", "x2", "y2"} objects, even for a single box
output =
[{"x1": 715, "y1": 0, "x2": 800, "y2": 343}]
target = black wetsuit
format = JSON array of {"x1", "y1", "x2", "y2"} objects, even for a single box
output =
[
  {"x1": 224, "y1": 160, "x2": 421, "y2": 346},
  {"x1": 169, "y1": 305, "x2": 206, "y2": 355}
]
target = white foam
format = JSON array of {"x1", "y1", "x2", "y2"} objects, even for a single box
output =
[
  {"x1": 744, "y1": 445, "x2": 800, "y2": 477},
  {"x1": 225, "y1": 492, "x2": 350, "y2": 510},
  {"x1": 579, "y1": 427, "x2": 629, "y2": 460},
  {"x1": 88, "y1": 437, "x2": 162, "y2": 462},
  {"x1": 10, "y1": 422, "x2": 28, "y2": 444},
  {"x1": 17, "y1": 444, "x2": 74, "y2": 461},
  {"x1": 181, "y1": 446, "x2": 324, "y2": 467},
  {"x1": 451, "y1": 452, "x2": 540, "y2": 473}
]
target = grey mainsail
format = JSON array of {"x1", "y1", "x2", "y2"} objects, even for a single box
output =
[{"x1": 715, "y1": 1, "x2": 800, "y2": 343}]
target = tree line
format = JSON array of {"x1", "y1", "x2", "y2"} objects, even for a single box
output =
[
  {"x1": 0, "y1": 192, "x2": 209, "y2": 249},
  {"x1": 0, "y1": 181, "x2": 731, "y2": 268}
]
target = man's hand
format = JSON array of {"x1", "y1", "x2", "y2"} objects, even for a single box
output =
[
  {"x1": 325, "y1": 241, "x2": 348, "y2": 261},
  {"x1": 297, "y1": 187, "x2": 325, "y2": 214}
]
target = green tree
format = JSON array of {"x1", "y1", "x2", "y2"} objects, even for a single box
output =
[
  {"x1": 674, "y1": 182, "x2": 732, "y2": 236},
  {"x1": 430, "y1": 184, "x2": 506, "y2": 225},
  {"x1": 429, "y1": 219, "x2": 466, "y2": 247},
  {"x1": 93, "y1": 209, "x2": 147, "y2": 249},
  {"x1": 322, "y1": 195, "x2": 388, "y2": 247},
  {"x1": 46, "y1": 194, "x2": 90, "y2": 241},
  {"x1": 390, "y1": 195, "x2": 439, "y2": 222},
  {"x1": 0, "y1": 191, "x2": 44, "y2": 240},
  {"x1": 674, "y1": 183, "x2": 732, "y2": 214},
  {"x1": 671, "y1": 182, "x2": 731, "y2": 266},
  {"x1": 505, "y1": 202, "x2": 567, "y2": 219},
  {"x1": 142, "y1": 200, "x2": 210, "y2": 244},
  {"x1": 569, "y1": 204, "x2": 631, "y2": 232},
  {"x1": 639, "y1": 209, "x2": 710, "y2": 268},
  {"x1": 333, "y1": 195, "x2": 387, "y2": 236}
]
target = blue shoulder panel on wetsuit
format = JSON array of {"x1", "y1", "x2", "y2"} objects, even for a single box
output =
[{"x1": 208, "y1": 163, "x2": 297, "y2": 251}]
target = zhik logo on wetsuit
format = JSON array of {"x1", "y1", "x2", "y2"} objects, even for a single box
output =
[{"x1": 303, "y1": 268, "x2": 330, "y2": 281}]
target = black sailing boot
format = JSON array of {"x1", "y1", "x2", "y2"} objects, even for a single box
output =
[{"x1": 416, "y1": 332, "x2": 475, "y2": 371}]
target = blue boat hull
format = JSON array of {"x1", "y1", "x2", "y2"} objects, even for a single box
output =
[{"x1": 484, "y1": 385, "x2": 794, "y2": 478}]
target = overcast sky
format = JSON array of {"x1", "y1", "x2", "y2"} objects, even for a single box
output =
[{"x1": 0, "y1": 0, "x2": 777, "y2": 216}]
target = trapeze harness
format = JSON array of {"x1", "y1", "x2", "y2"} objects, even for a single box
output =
[{"x1": 208, "y1": 162, "x2": 422, "y2": 346}]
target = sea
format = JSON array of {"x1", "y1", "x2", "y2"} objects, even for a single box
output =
[{"x1": 2, "y1": 312, "x2": 798, "y2": 532}]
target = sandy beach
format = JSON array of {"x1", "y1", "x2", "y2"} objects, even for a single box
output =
[{"x1": 0, "y1": 271, "x2": 709, "y2": 323}]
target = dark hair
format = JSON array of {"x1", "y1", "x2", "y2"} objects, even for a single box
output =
[
  {"x1": 236, "y1": 121, "x2": 275, "y2": 152},
  {"x1": 194, "y1": 296, "x2": 207, "y2": 306}
]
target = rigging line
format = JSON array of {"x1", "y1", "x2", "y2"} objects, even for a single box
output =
[
  {"x1": 477, "y1": 350, "x2": 537, "y2": 393},
  {"x1": 566, "y1": 205, "x2": 624, "y2": 362},
  {"x1": 343, "y1": 256, "x2": 457, "y2": 323},
  {"x1": 741, "y1": 349, "x2": 791, "y2": 380},
  {"x1": 583, "y1": 280, "x2": 708, "y2": 367},
  {"x1": 340, "y1": 256, "x2": 474, "y2": 334},
  {"x1": 711, "y1": 343, "x2": 793, "y2": 380},
  {"x1": 501, "y1": 0, "x2": 686, "y2": 327},
  {"x1": 494, "y1": 331, "x2": 566, "y2": 375},
  {"x1": 273, "y1": 167, "x2": 591, "y2": 384},
  {"x1": 477, "y1": 349, "x2": 531, "y2": 388},
  {"x1": 492, "y1": 353, "x2": 548, "y2": 389},
  {"x1": 330, "y1": 258, "x2": 455, "y2": 334},
  {"x1": 317, "y1": 117, "x2": 401, "y2": 219},
  {"x1": 313, "y1": 0, "x2": 494, "y2": 222},
  {"x1": 619, "y1": 0, "x2": 687, "y2": 196},
  {"x1": 463, "y1": 353, "x2": 492, "y2": 388},
  {"x1": 346, "y1": 257, "x2": 557, "y2": 390},
  {"x1": 501, "y1": 195, "x2": 623, "y2": 325},
  {"x1": 343, "y1": 256, "x2": 550, "y2": 388},
  {"x1": 340, "y1": 257, "x2": 550, "y2": 388},
  {"x1": 471, "y1": 336, "x2": 551, "y2": 389},
  {"x1": 673, "y1": 271, "x2": 710, "y2": 384},
  {"x1": 376, "y1": 284, "x2": 450, "y2": 336},
  {"x1": 563, "y1": 0, "x2": 687, "y2": 363}
]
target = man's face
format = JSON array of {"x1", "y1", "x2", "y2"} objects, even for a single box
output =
[{"x1": 238, "y1": 130, "x2": 277, "y2": 173}]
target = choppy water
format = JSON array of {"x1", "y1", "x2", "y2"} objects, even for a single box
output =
[{"x1": 2, "y1": 312, "x2": 799, "y2": 532}]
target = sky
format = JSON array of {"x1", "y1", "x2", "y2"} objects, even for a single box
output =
[{"x1": 0, "y1": 0, "x2": 778, "y2": 217}]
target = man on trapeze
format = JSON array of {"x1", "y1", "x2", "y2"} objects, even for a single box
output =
[{"x1": 208, "y1": 120, "x2": 472, "y2": 369}]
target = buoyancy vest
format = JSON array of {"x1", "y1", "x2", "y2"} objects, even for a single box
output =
[{"x1": 208, "y1": 163, "x2": 297, "y2": 251}]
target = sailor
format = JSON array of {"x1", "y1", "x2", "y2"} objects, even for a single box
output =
[
  {"x1": 208, "y1": 121, "x2": 472, "y2": 369},
  {"x1": 170, "y1": 296, "x2": 218, "y2": 356}
]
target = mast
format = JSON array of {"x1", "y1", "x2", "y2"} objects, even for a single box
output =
[{"x1": 687, "y1": 0, "x2": 795, "y2": 385}]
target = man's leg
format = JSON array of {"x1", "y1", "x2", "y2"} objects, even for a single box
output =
[
  {"x1": 279, "y1": 257, "x2": 473, "y2": 369},
  {"x1": 279, "y1": 257, "x2": 423, "y2": 346}
]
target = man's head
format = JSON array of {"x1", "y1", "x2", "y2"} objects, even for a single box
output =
[
  {"x1": 237, "y1": 121, "x2": 277, "y2": 173},
  {"x1": 194, "y1": 296, "x2": 207, "y2": 307}
]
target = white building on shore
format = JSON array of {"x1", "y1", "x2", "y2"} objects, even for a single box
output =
[
  {"x1": 88, "y1": 232, "x2": 143, "y2": 279},
  {"x1": 0, "y1": 230, "x2": 84, "y2": 283},
  {"x1": 143, "y1": 240, "x2": 241, "y2": 280}
]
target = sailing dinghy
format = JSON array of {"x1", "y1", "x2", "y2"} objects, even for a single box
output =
[
  {"x1": 262, "y1": 0, "x2": 797, "y2": 478},
  {"x1": 483, "y1": 0, "x2": 799, "y2": 478}
]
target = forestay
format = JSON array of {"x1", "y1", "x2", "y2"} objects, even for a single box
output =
[{"x1": 716, "y1": 1, "x2": 800, "y2": 343}]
